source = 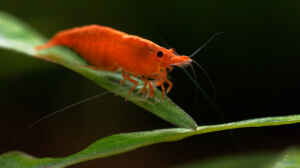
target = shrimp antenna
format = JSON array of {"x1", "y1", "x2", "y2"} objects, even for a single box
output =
[
  {"x1": 29, "y1": 91, "x2": 110, "y2": 128},
  {"x1": 189, "y1": 32, "x2": 224, "y2": 58},
  {"x1": 181, "y1": 68, "x2": 220, "y2": 113},
  {"x1": 192, "y1": 60, "x2": 217, "y2": 100}
]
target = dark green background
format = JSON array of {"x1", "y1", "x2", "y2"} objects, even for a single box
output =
[{"x1": 1, "y1": 0, "x2": 300, "y2": 167}]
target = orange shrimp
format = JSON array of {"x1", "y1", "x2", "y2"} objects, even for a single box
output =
[{"x1": 36, "y1": 25, "x2": 192, "y2": 98}]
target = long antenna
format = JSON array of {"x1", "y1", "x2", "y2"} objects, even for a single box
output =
[
  {"x1": 189, "y1": 32, "x2": 224, "y2": 58},
  {"x1": 29, "y1": 91, "x2": 110, "y2": 128},
  {"x1": 192, "y1": 60, "x2": 217, "y2": 100},
  {"x1": 181, "y1": 68, "x2": 220, "y2": 113}
]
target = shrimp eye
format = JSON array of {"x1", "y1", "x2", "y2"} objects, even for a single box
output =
[{"x1": 157, "y1": 51, "x2": 163, "y2": 58}]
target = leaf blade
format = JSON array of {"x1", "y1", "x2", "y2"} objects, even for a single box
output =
[
  {"x1": 174, "y1": 147, "x2": 300, "y2": 168},
  {"x1": 0, "y1": 11, "x2": 197, "y2": 129},
  {"x1": 1, "y1": 115, "x2": 300, "y2": 168}
]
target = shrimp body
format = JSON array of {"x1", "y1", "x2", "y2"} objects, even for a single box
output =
[{"x1": 37, "y1": 25, "x2": 192, "y2": 98}]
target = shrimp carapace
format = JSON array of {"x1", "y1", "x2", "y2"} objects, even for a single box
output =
[{"x1": 36, "y1": 25, "x2": 192, "y2": 98}]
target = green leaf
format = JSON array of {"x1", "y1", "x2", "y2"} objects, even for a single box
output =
[
  {"x1": 0, "y1": 12, "x2": 45, "y2": 54},
  {"x1": 0, "y1": 11, "x2": 197, "y2": 129},
  {"x1": 176, "y1": 153, "x2": 279, "y2": 168},
  {"x1": 273, "y1": 147, "x2": 300, "y2": 168},
  {"x1": 0, "y1": 151, "x2": 55, "y2": 168},
  {"x1": 175, "y1": 147, "x2": 300, "y2": 168},
  {"x1": 1, "y1": 115, "x2": 300, "y2": 168}
]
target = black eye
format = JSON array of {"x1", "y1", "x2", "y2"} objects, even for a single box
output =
[{"x1": 157, "y1": 51, "x2": 163, "y2": 58}]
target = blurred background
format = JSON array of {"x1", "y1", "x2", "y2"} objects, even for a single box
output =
[{"x1": 1, "y1": 0, "x2": 300, "y2": 167}]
